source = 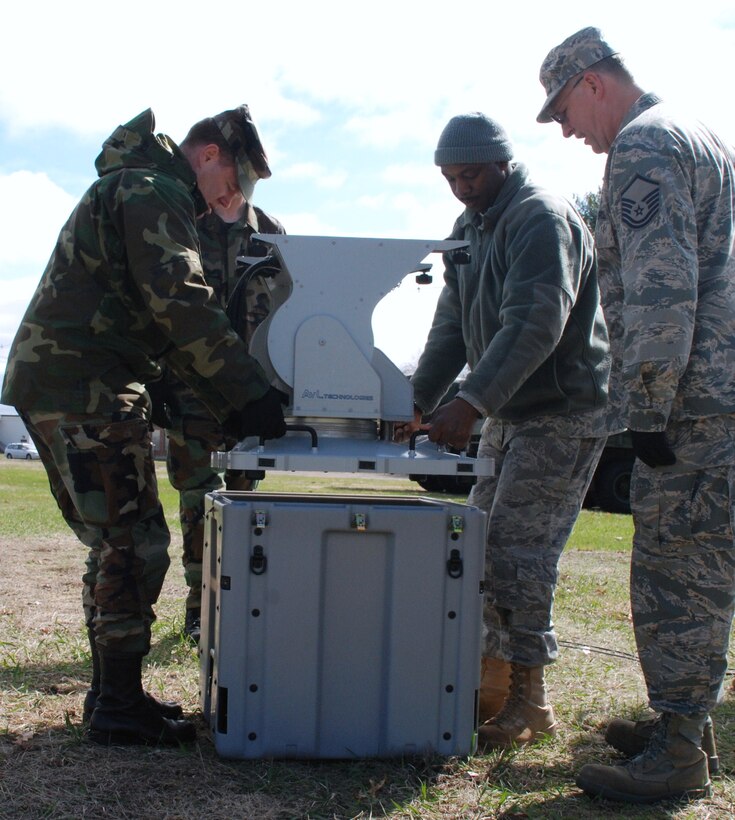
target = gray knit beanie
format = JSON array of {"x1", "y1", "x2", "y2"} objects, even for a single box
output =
[{"x1": 434, "y1": 112, "x2": 514, "y2": 166}]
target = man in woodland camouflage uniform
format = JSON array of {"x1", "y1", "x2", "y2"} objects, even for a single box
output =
[
  {"x1": 538, "y1": 27, "x2": 735, "y2": 803},
  {"x1": 395, "y1": 113, "x2": 610, "y2": 751},
  {"x1": 160, "y1": 198, "x2": 284, "y2": 643},
  {"x1": 1, "y1": 105, "x2": 287, "y2": 746}
]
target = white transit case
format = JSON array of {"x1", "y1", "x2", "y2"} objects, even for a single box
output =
[{"x1": 199, "y1": 491, "x2": 486, "y2": 759}]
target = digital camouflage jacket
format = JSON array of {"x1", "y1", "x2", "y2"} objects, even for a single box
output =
[
  {"x1": 1, "y1": 109, "x2": 271, "y2": 421},
  {"x1": 596, "y1": 93, "x2": 735, "y2": 432}
]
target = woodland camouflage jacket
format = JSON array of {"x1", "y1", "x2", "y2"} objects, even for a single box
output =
[{"x1": 1, "y1": 109, "x2": 271, "y2": 421}]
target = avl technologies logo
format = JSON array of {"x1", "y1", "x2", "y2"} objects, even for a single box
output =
[{"x1": 301, "y1": 389, "x2": 374, "y2": 402}]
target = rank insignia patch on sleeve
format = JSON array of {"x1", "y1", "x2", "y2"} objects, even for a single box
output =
[{"x1": 621, "y1": 174, "x2": 660, "y2": 229}]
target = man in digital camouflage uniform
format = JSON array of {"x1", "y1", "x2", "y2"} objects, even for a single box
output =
[
  {"x1": 160, "y1": 197, "x2": 284, "y2": 643},
  {"x1": 538, "y1": 27, "x2": 735, "y2": 803},
  {"x1": 1, "y1": 105, "x2": 287, "y2": 746},
  {"x1": 395, "y1": 113, "x2": 610, "y2": 751}
]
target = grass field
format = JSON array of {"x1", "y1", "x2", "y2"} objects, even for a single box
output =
[{"x1": 0, "y1": 458, "x2": 733, "y2": 819}]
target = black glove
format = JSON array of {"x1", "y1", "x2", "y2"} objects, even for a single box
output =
[
  {"x1": 226, "y1": 387, "x2": 288, "y2": 442},
  {"x1": 629, "y1": 430, "x2": 676, "y2": 468},
  {"x1": 146, "y1": 379, "x2": 173, "y2": 430}
]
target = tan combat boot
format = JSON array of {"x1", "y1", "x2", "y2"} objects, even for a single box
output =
[
  {"x1": 605, "y1": 713, "x2": 719, "y2": 775},
  {"x1": 477, "y1": 657, "x2": 513, "y2": 724},
  {"x1": 477, "y1": 663, "x2": 556, "y2": 750},
  {"x1": 576, "y1": 713, "x2": 712, "y2": 804}
]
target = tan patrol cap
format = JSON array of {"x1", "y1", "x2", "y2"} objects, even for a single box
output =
[
  {"x1": 537, "y1": 27, "x2": 617, "y2": 123},
  {"x1": 213, "y1": 105, "x2": 272, "y2": 201}
]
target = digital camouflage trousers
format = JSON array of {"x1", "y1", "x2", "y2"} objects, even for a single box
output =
[
  {"x1": 468, "y1": 417, "x2": 605, "y2": 667},
  {"x1": 630, "y1": 414, "x2": 735, "y2": 714}
]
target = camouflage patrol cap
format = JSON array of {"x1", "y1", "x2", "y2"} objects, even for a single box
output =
[
  {"x1": 537, "y1": 27, "x2": 617, "y2": 123},
  {"x1": 213, "y1": 105, "x2": 272, "y2": 201}
]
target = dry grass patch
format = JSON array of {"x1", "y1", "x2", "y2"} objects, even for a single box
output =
[{"x1": 1, "y1": 462, "x2": 735, "y2": 818}]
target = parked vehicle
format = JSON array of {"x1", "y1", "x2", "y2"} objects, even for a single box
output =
[
  {"x1": 583, "y1": 431, "x2": 634, "y2": 514},
  {"x1": 4, "y1": 442, "x2": 40, "y2": 460},
  {"x1": 407, "y1": 384, "x2": 634, "y2": 514}
]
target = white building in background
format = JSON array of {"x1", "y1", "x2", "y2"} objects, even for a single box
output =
[{"x1": 0, "y1": 403, "x2": 30, "y2": 451}]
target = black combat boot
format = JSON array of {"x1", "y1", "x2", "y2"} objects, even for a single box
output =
[
  {"x1": 82, "y1": 628, "x2": 102, "y2": 723},
  {"x1": 184, "y1": 607, "x2": 201, "y2": 644},
  {"x1": 82, "y1": 630, "x2": 183, "y2": 723},
  {"x1": 88, "y1": 652, "x2": 196, "y2": 746}
]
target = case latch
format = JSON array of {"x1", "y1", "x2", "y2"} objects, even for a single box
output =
[
  {"x1": 446, "y1": 548, "x2": 463, "y2": 579},
  {"x1": 250, "y1": 545, "x2": 267, "y2": 575}
]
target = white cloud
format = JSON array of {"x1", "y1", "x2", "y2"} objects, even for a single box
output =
[
  {"x1": 273, "y1": 212, "x2": 341, "y2": 236},
  {"x1": 356, "y1": 194, "x2": 387, "y2": 210},
  {"x1": 343, "y1": 108, "x2": 440, "y2": 150},
  {"x1": 2, "y1": 0, "x2": 735, "y2": 378},
  {"x1": 381, "y1": 164, "x2": 437, "y2": 187},
  {"x1": 373, "y1": 274, "x2": 445, "y2": 369},
  {"x1": 0, "y1": 172, "x2": 75, "y2": 266},
  {"x1": 2, "y1": 2, "x2": 734, "y2": 145},
  {"x1": 0, "y1": 275, "x2": 40, "y2": 361},
  {"x1": 279, "y1": 163, "x2": 322, "y2": 180},
  {"x1": 279, "y1": 162, "x2": 347, "y2": 189}
]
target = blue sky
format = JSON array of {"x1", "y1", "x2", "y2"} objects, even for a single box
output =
[{"x1": 2, "y1": 0, "x2": 734, "y2": 383}]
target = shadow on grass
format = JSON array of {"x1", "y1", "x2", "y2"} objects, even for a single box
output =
[
  {"x1": 0, "y1": 717, "x2": 449, "y2": 819},
  {"x1": 3, "y1": 710, "x2": 732, "y2": 818},
  {"x1": 216, "y1": 755, "x2": 448, "y2": 818},
  {"x1": 0, "y1": 659, "x2": 90, "y2": 692},
  {"x1": 1, "y1": 641, "x2": 450, "y2": 817}
]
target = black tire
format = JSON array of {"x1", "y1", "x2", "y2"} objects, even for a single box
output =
[
  {"x1": 411, "y1": 473, "x2": 476, "y2": 495},
  {"x1": 6, "y1": 453, "x2": 11, "y2": 459},
  {"x1": 412, "y1": 475, "x2": 447, "y2": 493},
  {"x1": 594, "y1": 459, "x2": 632, "y2": 514},
  {"x1": 437, "y1": 475, "x2": 477, "y2": 495},
  {"x1": 25, "y1": 454, "x2": 32, "y2": 460}
]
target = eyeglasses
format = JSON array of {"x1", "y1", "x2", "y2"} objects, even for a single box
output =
[{"x1": 550, "y1": 75, "x2": 584, "y2": 125}]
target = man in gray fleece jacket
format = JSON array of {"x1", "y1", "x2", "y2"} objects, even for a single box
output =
[{"x1": 397, "y1": 112, "x2": 610, "y2": 750}]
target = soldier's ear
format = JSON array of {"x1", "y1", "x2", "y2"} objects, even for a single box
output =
[
  {"x1": 200, "y1": 144, "x2": 221, "y2": 164},
  {"x1": 583, "y1": 71, "x2": 604, "y2": 100}
]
